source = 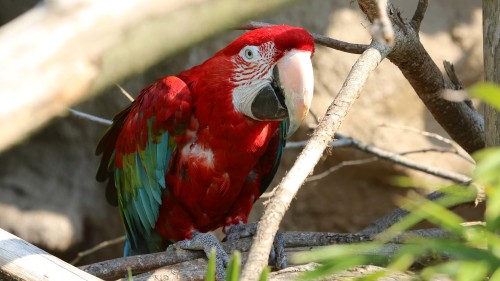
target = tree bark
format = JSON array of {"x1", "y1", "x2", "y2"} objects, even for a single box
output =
[
  {"x1": 0, "y1": 0, "x2": 299, "y2": 153},
  {"x1": 483, "y1": 0, "x2": 500, "y2": 147},
  {"x1": 359, "y1": 0, "x2": 485, "y2": 154},
  {"x1": 0, "y1": 228, "x2": 102, "y2": 281}
]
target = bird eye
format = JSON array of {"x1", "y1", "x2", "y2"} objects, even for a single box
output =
[
  {"x1": 240, "y1": 46, "x2": 259, "y2": 62},
  {"x1": 244, "y1": 48, "x2": 254, "y2": 59}
]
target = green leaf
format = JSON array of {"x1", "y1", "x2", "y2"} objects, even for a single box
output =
[
  {"x1": 456, "y1": 261, "x2": 489, "y2": 281},
  {"x1": 473, "y1": 148, "x2": 500, "y2": 231},
  {"x1": 473, "y1": 148, "x2": 500, "y2": 186},
  {"x1": 422, "y1": 260, "x2": 490, "y2": 281},
  {"x1": 490, "y1": 267, "x2": 500, "y2": 281},
  {"x1": 292, "y1": 243, "x2": 382, "y2": 264},
  {"x1": 387, "y1": 244, "x2": 428, "y2": 271},
  {"x1": 402, "y1": 193, "x2": 465, "y2": 235},
  {"x1": 426, "y1": 239, "x2": 500, "y2": 267},
  {"x1": 298, "y1": 255, "x2": 388, "y2": 280},
  {"x1": 226, "y1": 251, "x2": 240, "y2": 281},
  {"x1": 127, "y1": 266, "x2": 133, "y2": 281},
  {"x1": 205, "y1": 248, "x2": 216, "y2": 281},
  {"x1": 470, "y1": 82, "x2": 500, "y2": 111},
  {"x1": 258, "y1": 266, "x2": 270, "y2": 281},
  {"x1": 379, "y1": 189, "x2": 472, "y2": 242}
]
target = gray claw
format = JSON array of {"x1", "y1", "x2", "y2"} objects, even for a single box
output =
[
  {"x1": 173, "y1": 231, "x2": 229, "y2": 280},
  {"x1": 225, "y1": 222, "x2": 288, "y2": 269}
]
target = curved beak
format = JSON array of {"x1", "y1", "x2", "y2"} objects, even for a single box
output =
[{"x1": 276, "y1": 49, "x2": 314, "y2": 138}]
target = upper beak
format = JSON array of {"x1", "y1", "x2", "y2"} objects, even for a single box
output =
[{"x1": 276, "y1": 49, "x2": 314, "y2": 138}]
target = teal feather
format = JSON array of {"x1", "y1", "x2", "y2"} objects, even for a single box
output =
[{"x1": 114, "y1": 117, "x2": 176, "y2": 251}]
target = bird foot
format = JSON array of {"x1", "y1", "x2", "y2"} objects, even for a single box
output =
[
  {"x1": 170, "y1": 231, "x2": 229, "y2": 280},
  {"x1": 224, "y1": 222, "x2": 287, "y2": 269}
]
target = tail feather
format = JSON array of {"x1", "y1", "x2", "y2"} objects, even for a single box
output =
[{"x1": 124, "y1": 231, "x2": 168, "y2": 256}]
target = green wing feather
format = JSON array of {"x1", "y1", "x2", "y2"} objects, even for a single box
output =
[
  {"x1": 96, "y1": 77, "x2": 192, "y2": 254},
  {"x1": 115, "y1": 123, "x2": 175, "y2": 252}
]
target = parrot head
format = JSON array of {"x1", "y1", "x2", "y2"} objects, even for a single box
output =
[
  {"x1": 223, "y1": 25, "x2": 315, "y2": 138},
  {"x1": 179, "y1": 25, "x2": 315, "y2": 138}
]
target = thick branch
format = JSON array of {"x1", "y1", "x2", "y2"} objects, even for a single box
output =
[
  {"x1": 0, "y1": 0, "x2": 299, "y2": 153},
  {"x1": 357, "y1": 0, "x2": 485, "y2": 153},
  {"x1": 81, "y1": 229, "x2": 452, "y2": 280},
  {"x1": 123, "y1": 256, "x2": 414, "y2": 281},
  {"x1": 240, "y1": 42, "x2": 392, "y2": 281},
  {"x1": 360, "y1": 187, "x2": 480, "y2": 235},
  {"x1": 483, "y1": 0, "x2": 500, "y2": 147},
  {"x1": 0, "y1": 228, "x2": 102, "y2": 281}
]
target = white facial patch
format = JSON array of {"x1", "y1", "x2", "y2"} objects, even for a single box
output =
[{"x1": 231, "y1": 42, "x2": 277, "y2": 119}]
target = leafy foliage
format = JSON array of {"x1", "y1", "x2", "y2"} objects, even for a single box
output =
[{"x1": 292, "y1": 84, "x2": 500, "y2": 280}]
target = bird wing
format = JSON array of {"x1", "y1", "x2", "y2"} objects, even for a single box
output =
[{"x1": 96, "y1": 76, "x2": 192, "y2": 251}]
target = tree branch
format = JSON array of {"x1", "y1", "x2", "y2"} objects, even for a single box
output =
[
  {"x1": 410, "y1": 0, "x2": 428, "y2": 31},
  {"x1": 359, "y1": 187, "x2": 482, "y2": 235},
  {"x1": 379, "y1": 123, "x2": 475, "y2": 164},
  {"x1": 0, "y1": 0, "x2": 300, "y2": 153},
  {"x1": 334, "y1": 133, "x2": 472, "y2": 184},
  {"x1": 240, "y1": 41, "x2": 392, "y2": 280},
  {"x1": 120, "y1": 255, "x2": 415, "y2": 281},
  {"x1": 357, "y1": 0, "x2": 485, "y2": 154},
  {"x1": 482, "y1": 0, "x2": 500, "y2": 147},
  {"x1": 70, "y1": 236, "x2": 126, "y2": 265},
  {"x1": 0, "y1": 228, "x2": 102, "y2": 281},
  {"x1": 241, "y1": 21, "x2": 369, "y2": 54},
  {"x1": 81, "y1": 229, "x2": 451, "y2": 280}
]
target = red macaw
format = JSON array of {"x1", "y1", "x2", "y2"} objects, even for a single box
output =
[{"x1": 96, "y1": 25, "x2": 314, "y2": 277}]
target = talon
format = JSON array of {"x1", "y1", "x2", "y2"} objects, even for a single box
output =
[
  {"x1": 171, "y1": 231, "x2": 229, "y2": 280},
  {"x1": 224, "y1": 222, "x2": 288, "y2": 269},
  {"x1": 273, "y1": 232, "x2": 287, "y2": 269}
]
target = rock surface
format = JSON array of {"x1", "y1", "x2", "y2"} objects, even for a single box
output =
[{"x1": 0, "y1": 0, "x2": 483, "y2": 264}]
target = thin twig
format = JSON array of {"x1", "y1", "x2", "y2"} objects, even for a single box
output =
[
  {"x1": 240, "y1": 21, "x2": 369, "y2": 54},
  {"x1": 115, "y1": 84, "x2": 135, "y2": 102},
  {"x1": 306, "y1": 157, "x2": 378, "y2": 182},
  {"x1": 378, "y1": 123, "x2": 475, "y2": 164},
  {"x1": 240, "y1": 41, "x2": 392, "y2": 281},
  {"x1": 399, "y1": 147, "x2": 463, "y2": 156},
  {"x1": 442, "y1": 61, "x2": 474, "y2": 109},
  {"x1": 71, "y1": 236, "x2": 126, "y2": 265},
  {"x1": 68, "y1": 109, "x2": 112, "y2": 126},
  {"x1": 334, "y1": 133, "x2": 472, "y2": 184},
  {"x1": 410, "y1": 0, "x2": 429, "y2": 31}
]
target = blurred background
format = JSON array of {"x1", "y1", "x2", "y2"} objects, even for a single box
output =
[{"x1": 0, "y1": 0, "x2": 483, "y2": 265}]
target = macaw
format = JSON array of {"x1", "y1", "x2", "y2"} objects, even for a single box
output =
[{"x1": 96, "y1": 25, "x2": 314, "y2": 277}]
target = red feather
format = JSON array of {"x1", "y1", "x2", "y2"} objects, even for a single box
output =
[{"x1": 97, "y1": 25, "x2": 314, "y2": 247}]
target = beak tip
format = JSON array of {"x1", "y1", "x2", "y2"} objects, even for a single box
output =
[{"x1": 285, "y1": 123, "x2": 300, "y2": 139}]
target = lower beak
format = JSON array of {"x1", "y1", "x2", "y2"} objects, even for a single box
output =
[{"x1": 276, "y1": 49, "x2": 314, "y2": 138}]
